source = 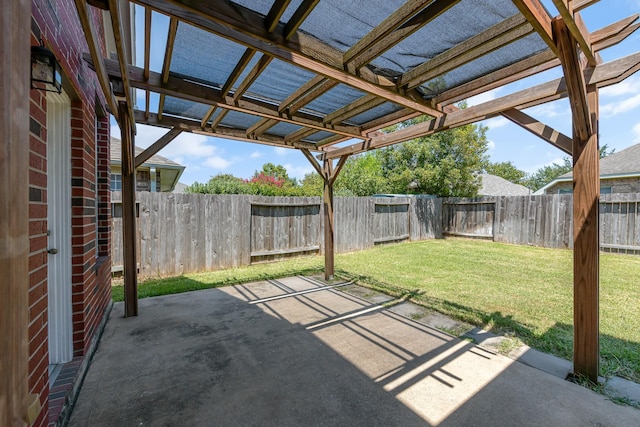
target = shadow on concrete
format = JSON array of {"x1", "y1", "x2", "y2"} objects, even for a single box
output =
[{"x1": 69, "y1": 276, "x2": 640, "y2": 426}]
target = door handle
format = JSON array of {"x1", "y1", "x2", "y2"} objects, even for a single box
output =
[{"x1": 47, "y1": 248, "x2": 58, "y2": 255}]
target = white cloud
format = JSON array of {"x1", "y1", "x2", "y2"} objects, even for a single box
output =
[
  {"x1": 600, "y1": 93, "x2": 640, "y2": 117},
  {"x1": 203, "y1": 155, "x2": 232, "y2": 170},
  {"x1": 526, "y1": 103, "x2": 564, "y2": 119},
  {"x1": 249, "y1": 151, "x2": 263, "y2": 159},
  {"x1": 273, "y1": 147, "x2": 289, "y2": 156},
  {"x1": 484, "y1": 116, "x2": 509, "y2": 129},
  {"x1": 284, "y1": 163, "x2": 314, "y2": 180},
  {"x1": 487, "y1": 140, "x2": 496, "y2": 150},
  {"x1": 600, "y1": 75, "x2": 640, "y2": 98},
  {"x1": 523, "y1": 157, "x2": 565, "y2": 174},
  {"x1": 466, "y1": 89, "x2": 501, "y2": 106}
]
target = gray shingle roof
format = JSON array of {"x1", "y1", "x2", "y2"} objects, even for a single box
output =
[
  {"x1": 559, "y1": 143, "x2": 640, "y2": 179},
  {"x1": 479, "y1": 174, "x2": 530, "y2": 196},
  {"x1": 110, "y1": 137, "x2": 184, "y2": 168}
]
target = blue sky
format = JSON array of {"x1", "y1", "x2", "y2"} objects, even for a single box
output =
[{"x1": 111, "y1": 0, "x2": 640, "y2": 185}]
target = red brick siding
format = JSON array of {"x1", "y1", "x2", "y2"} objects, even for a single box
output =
[{"x1": 29, "y1": 0, "x2": 111, "y2": 425}]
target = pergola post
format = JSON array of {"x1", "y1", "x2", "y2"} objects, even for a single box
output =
[
  {"x1": 119, "y1": 102, "x2": 138, "y2": 317},
  {"x1": 553, "y1": 17, "x2": 600, "y2": 383},
  {"x1": 1, "y1": 0, "x2": 30, "y2": 424},
  {"x1": 323, "y1": 159, "x2": 335, "y2": 280}
]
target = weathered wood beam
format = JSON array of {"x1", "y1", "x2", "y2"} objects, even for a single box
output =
[
  {"x1": 143, "y1": 8, "x2": 151, "y2": 119},
  {"x1": 284, "y1": 0, "x2": 320, "y2": 39},
  {"x1": 400, "y1": 14, "x2": 532, "y2": 89},
  {"x1": 553, "y1": 18, "x2": 591, "y2": 141},
  {"x1": 136, "y1": 111, "x2": 318, "y2": 151},
  {"x1": 345, "y1": 0, "x2": 458, "y2": 71},
  {"x1": 91, "y1": 56, "x2": 363, "y2": 138},
  {"x1": 200, "y1": 106, "x2": 216, "y2": 128},
  {"x1": 120, "y1": 103, "x2": 138, "y2": 317},
  {"x1": 323, "y1": 158, "x2": 335, "y2": 280},
  {"x1": 134, "y1": 0, "x2": 443, "y2": 117},
  {"x1": 232, "y1": 54, "x2": 273, "y2": 101},
  {"x1": 247, "y1": 118, "x2": 278, "y2": 138},
  {"x1": 266, "y1": 0, "x2": 292, "y2": 32},
  {"x1": 221, "y1": 48, "x2": 256, "y2": 97},
  {"x1": 500, "y1": 109, "x2": 572, "y2": 154},
  {"x1": 361, "y1": 109, "x2": 422, "y2": 134},
  {"x1": 553, "y1": 0, "x2": 596, "y2": 65},
  {"x1": 1, "y1": 0, "x2": 30, "y2": 423},
  {"x1": 287, "y1": 79, "x2": 339, "y2": 114},
  {"x1": 571, "y1": 83, "x2": 600, "y2": 383},
  {"x1": 279, "y1": 75, "x2": 327, "y2": 113},
  {"x1": 108, "y1": 0, "x2": 136, "y2": 129},
  {"x1": 317, "y1": 134, "x2": 349, "y2": 147},
  {"x1": 301, "y1": 148, "x2": 324, "y2": 176},
  {"x1": 512, "y1": 0, "x2": 558, "y2": 55},
  {"x1": 210, "y1": 109, "x2": 228, "y2": 130},
  {"x1": 573, "y1": 0, "x2": 599, "y2": 12},
  {"x1": 157, "y1": 17, "x2": 178, "y2": 121},
  {"x1": 134, "y1": 127, "x2": 183, "y2": 168},
  {"x1": 284, "y1": 127, "x2": 317, "y2": 143},
  {"x1": 74, "y1": 0, "x2": 119, "y2": 120},
  {"x1": 329, "y1": 155, "x2": 349, "y2": 186},
  {"x1": 324, "y1": 94, "x2": 382, "y2": 125},
  {"x1": 436, "y1": 15, "x2": 639, "y2": 106},
  {"x1": 324, "y1": 51, "x2": 640, "y2": 159},
  {"x1": 554, "y1": 15, "x2": 600, "y2": 382}
]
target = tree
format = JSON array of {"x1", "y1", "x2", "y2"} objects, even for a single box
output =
[
  {"x1": 377, "y1": 118, "x2": 489, "y2": 196},
  {"x1": 255, "y1": 163, "x2": 296, "y2": 186},
  {"x1": 335, "y1": 153, "x2": 389, "y2": 196},
  {"x1": 484, "y1": 161, "x2": 527, "y2": 185},
  {"x1": 523, "y1": 144, "x2": 615, "y2": 191},
  {"x1": 186, "y1": 173, "x2": 247, "y2": 194}
]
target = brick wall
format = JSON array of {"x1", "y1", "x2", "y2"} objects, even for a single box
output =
[{"x1": 29, "y1": 0, "x2": 111, "y2": 425}]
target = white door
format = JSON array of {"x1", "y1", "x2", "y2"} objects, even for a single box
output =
[{"x1": 47, "y1": 90, "x2": 73, "y2": 365}]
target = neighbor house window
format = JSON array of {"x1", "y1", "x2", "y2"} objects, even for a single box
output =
[
  {"x1": 111, "y1": 173, "x2": 122, "y2": 191},
  {"x1": 600, "y1": 186, "x2": 612, "y2": 194},
  {"x1": 558, "y1": 186, "x2": 612, "y2": 195},
  {"x1": 558, "y1": 188, "x2": 572, "y2": 194}
]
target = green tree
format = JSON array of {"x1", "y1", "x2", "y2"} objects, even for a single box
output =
[
  {"x1": 377, "y1": 119, "x2": 489, "y2": 196},
  {"x1": 523, "y1": 144, "x2": 615, "y2": 191},
  {"x1": 299, "y1": 172, "x2": 324, "y2": 196},
  {"x1": 186, "y1": 173, "x2": 248, "y2": 194},
  {"x1": 484, "y1": 161, "x2": 527, "y2": 185},
  {"x1": 334, "y1": 153, "x2": 389, "y2": 196},
  {"x1": 255, "y1": 163, "x2": 296, "y2": 186}
]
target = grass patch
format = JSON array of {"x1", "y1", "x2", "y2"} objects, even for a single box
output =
[
  {"x1": 112, "y1": 238, "x2": 640, "y2": 383},
  {"x1": 111, "y1": 255, "x2": 323, "y2": 301},
  {"x1": 333, "y1": 238, "x2": 640, "y2": 383}
]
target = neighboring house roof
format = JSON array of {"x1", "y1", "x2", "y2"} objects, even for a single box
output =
[
  {"x1": 110, "y1": 137, "x2": 183, "y2": 168},
  {"x1": 535, "y1": 142, "x2": 640, "y2": 194},
  {"x1": 478, "y1": 174, "x2": 530, "y2": 196},
  {"x1": 110, "y1": 137, "x2": 185, "y2": 192},
  {"x1": 172, "y1": 182, "x2": 189, "y2": 193}
]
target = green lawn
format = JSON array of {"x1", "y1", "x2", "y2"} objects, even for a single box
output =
[{"x1": 111, "y1": 238, "x2": 640, "y2": 382}]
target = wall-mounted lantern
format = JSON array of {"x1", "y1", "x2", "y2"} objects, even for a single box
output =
[{"x1": 31, "y1": 43, "x2": 62, "y2": 93}]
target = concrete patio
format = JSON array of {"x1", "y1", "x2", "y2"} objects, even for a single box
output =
[{"x1": 69, "y1": 276, "x2": 640, "y2": 426}]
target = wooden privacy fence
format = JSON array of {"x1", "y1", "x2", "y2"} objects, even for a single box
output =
[
  {"x1": 111, "y1": 193, "x2": 441, "y2": 277},
  {"x1": 112, "y1": 192, "x2": 640, "y2": 277},
  {"x1": 442, "y1": 193, "x2": 640, "y2": 251}
]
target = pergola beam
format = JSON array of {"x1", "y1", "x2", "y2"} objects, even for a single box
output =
[
  {"x1": 120, "y1": 102, "x2": 138, "y2": 317},
  {"x1": 157, "y1": 17, "x2": 178, "y2": 121},
  {"x1": 345, "y1": 0, "x2": 459, "y2": 71},
  {"x1": 74, "y1": 0, "x2": 119, "y2": 121},
  {"x1": 324, "y1": 51, "x2": 640, "y2": 159},
  {"x1": 135, "y1": 111, "x2": 318, "y2": 150},
  {"x1": 500, "y1": 109, "x2": 572, "y2": 155},
  {"x1": 90, "y1": 56, "x2": 363, "y2": 138},
  {"x1": 108, "y1": 0, "x2": 137, "y2": 130},
  {"x1": 512, "y1": 0, "x2": 558, "y2": 55},
  {"x1": 553, "y1": 0, "x2": 597, "y2": 66},
  {"x1": 134, "y1": 0, "x2": 444, "y2": 117},
  {"x1": 135, "y1": 128, "x2": 183, "y2": 168},
  {"x1": 436, "y1": 14, "x2": 638, "y2": 106},
  {"x1": 553, "y1": 16, "x2": 601, "y2": 382}
]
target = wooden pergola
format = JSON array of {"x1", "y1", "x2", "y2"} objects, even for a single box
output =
[{"x1": 81, "y1": 0, "x2": 640, "y2": 383}]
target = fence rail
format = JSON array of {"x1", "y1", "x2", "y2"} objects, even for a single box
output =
[{"x1": 112, "y1": 192, "x2": 640, "y2": 277}]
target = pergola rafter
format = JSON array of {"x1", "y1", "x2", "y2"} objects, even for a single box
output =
[{"x1": 74, "y1": 0, "x2": 640, "y2": 383}]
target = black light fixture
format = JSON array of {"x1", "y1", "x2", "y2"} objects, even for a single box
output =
[{"x1": 31, "y1": 42, "x2": 62, "y2": 93}]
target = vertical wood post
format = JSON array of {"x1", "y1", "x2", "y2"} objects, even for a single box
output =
[
  {"x1": 553, "y1": 17, "x2": 600, "y2": 382},
  {"x1": 572, "y1": 85, "x2": 600, "y2": 382},
  {"x1": 120, "y1": 102, "x2": 138, "y2": 317},
  {"x1": 323, "y1": 159, "x2": 335, "y2": 280},
  {"x1": 0, "y1": 0, "x2": 30, "y2": 424}
]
